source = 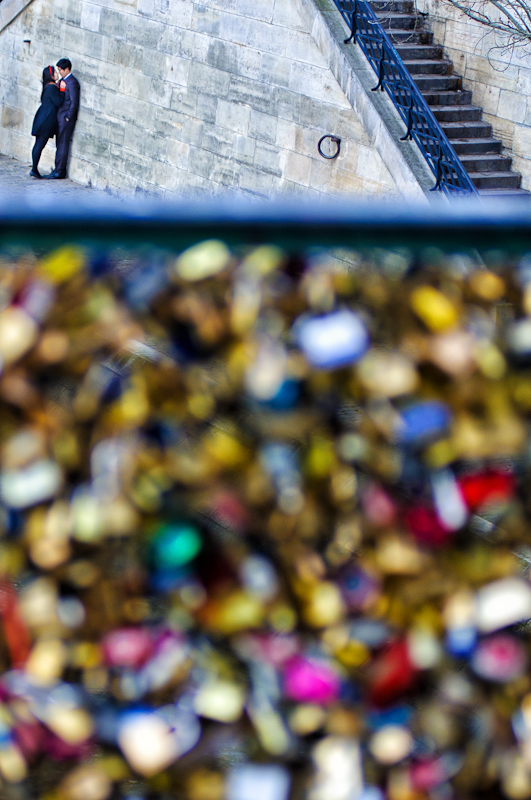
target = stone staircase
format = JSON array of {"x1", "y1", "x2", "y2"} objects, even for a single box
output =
[{"x1": 371, "y1": 0, "x2": 528, "y2": 196}]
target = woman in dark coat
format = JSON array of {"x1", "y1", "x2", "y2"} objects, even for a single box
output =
[{"x1": 30, "y1": 66, "x2": 64, "y2": 179}]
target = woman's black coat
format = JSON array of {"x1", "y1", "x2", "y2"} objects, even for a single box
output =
[{"x1": 31, "y1": 83, "x2": 64, "y2": 138}]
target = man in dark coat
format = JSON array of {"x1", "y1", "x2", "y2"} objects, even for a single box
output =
[{"x1": 45, "y1": 58, "x2": 80, "y2": 180}]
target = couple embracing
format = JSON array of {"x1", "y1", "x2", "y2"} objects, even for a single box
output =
[{"x1": 30, "y1": 59, "x2": 80, "y2": 180}]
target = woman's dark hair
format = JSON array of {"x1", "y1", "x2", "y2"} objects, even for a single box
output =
[{"x1": 41, "y1": 65, "x2": 56, "y2": 101}]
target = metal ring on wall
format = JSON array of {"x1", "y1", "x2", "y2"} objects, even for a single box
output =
[{"x1": 317, "y1": 135, "x2": 341, "y2": 160}]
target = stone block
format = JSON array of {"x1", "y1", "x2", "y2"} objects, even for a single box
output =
[
  {"x1": 35, "y1": 16, "x2": 62, "y2": 45},
  {"x1": 108, "y1": 40, "x2": 139, "y2": 69},
  {"x1": 196, "y1": 92, "x2": 218, "y2": 123},
  {"x1": 260, "y1": 53, "x2": 291, "y2": 88},
  {"x1": 52, "y1": 0, "x2": 68, "y2": 21},
  {"x1": 246, "y1": 19, "x2": 287, "y2": 56},
  {"x1": 188, "y1": 61, "x2": 230, "y2": 97},
  {"x1": 107, "y1": 117, "x2": 126, "y2": 145},
  {"x1": 284, "y1": 149, "x2": 311, "y2": 185},
  {"x1": 228, "y1": 75, "x2": 273, "y2": 113},
  {"x1": 137, "y1": 0, "x2": 154, "y2": 16},
  {"x1": 293, "y1": 124, "x2": 322, "y2": 158},
  {"x1": 165, "y1": 54, "x2": 190, "y2": 85},
  {"x1": 15, "y1": 60, "x2": 34, "y2": 88},
  {"x1": 148, "y1": 76, "x2": 171, "y2": 106},
  {"x1": 289, "y1": 60, "x2": 348, "y2": 106},
  {"x1": 154, "y1": 104, "x2": 182, "y2": 136},
  {"x1": 254, "y1": 140, "x2": 281, "y2": 175},
  {"x1": 236, "y1": 47, "x2": 261, "y2": 80},
  {"x1": 99, "y1": 8, "x2": 125, "y2": 37},
  {"x1": 173, "y1": 30, "x2": 209, "y2": 61},
  {"x1": 143, "y1": 47, "x2": 167, "y2": 79},
  {"x1": 170, "y1": 86, "x2": 197, "y2": 116},
  {"x1": 355, "y1": 143, "x2": 383, "y2": 182},
  {"x1": 273, "y1": 86, "x2": 301, "y2": 122},
  {"x1": 157, "y1": 26, "x2": 184, "y2": 56},
  {"x1": 216, "y1": 98, "x2": 249, "y2": 133},
  {"x1": 179, "y1": 115, "x2": 203, "y2": 145},
  {"x1": 233, "y1": 133, "x2": 255, "y2": 164},
  {"x1": 9, "y1": 130, "x2": 30, "y2": 163},
  {"x1": 249, "y1": 108, "x2": 277, "y2": 142},
  {"x1": 239, "y1": 165, "x2": 275, "y2": 195},
  {"x1": 497, "y1": 89, "x2": 526, "y2": 124},
  {"x1": 297, "y1": 95, "x2": 327, "y2": 131},
  {"x1": 152, "y1": 160, "x2": 186, "y2": 190},
  {"x1": 286, "y1": 30, "x2": 326, "y2": 67},
  {"x1": 155, "y1": 0, "x2": 192, "y2": 27},
  {"x1": 83, "y1": 30, "x2": 108, "y2": 59},
  {"x1": 470, "y1": 82, "x2": 499, "y2": 116},
  {"x1": 516, "y1": 70, "x2": 531, "y2": 98},
  {"x1": 166, "y1": 137, "x2": 189, "y2": 168},
  {"x1": 333, "y1": 140, "x2": 360, "y2": 175},
  {"x1": 333, "y1": 108, "x2": 364, "y2": 142},
  {"x1": 209, "y1": 153, "x2": 240, "y2": 185},
  {"x1": 75, "y1": 129, "x2": 110, "y2": 159},
  {"x1": 272, "y1": 0, "x2": 306, "y2": 32},
  {"x1": 206, "y1": 38, "x2": 238, "y2": 73},
  {"x1": 92, "y1": 62, "x2": 121, "y2": 96},
  {"x1": 1, "y1": 106, "x2": 23, "y2": 129},
  {"x1": 309, "y1": 156, "x2": 334, "y2": 192},
  {"x1": 136, "y1": 129, "x2": 168, "y2": 160},
  {"x1": 114, "y1": 0, "x2": 137, "y2": 11},
  {"x1": 106, "y1": 92, "x2": 152, "y2": 127},
  {"x1": 276, "y1": 117, "x2": 296, "y2": 150},
  {"x1": 201, "y1": 122, "x2": 234, "y2": 157},
  {"x1": 119, "y1": 69, "x2": 153, "y2": 101},
  {"x1": 219, "y1": 11, "x2": 249, "y2": 45},
  {"x1": 66, "y1": 0, "x2": 82, "y2": 25},
  {"x1": 188, "y1": 144, "x2": 215, "y2": 178},
  {"x1": 192, "y1": 4, "x2": 221, "y2": 36},
  {"x1": 109, "y1": 144, "x2": 153, "y2": 181},
  {"x1": 464, "y1": 65, "x2": 517, "y2": 93},
  {"x1": 514, "y1": 123, "x2": 531, "y2": 158},
  {"x1": 227, "y1": 0, "x2": 272, "y2": 24},
  {"x1": 126, "y1": 16, "x2": 164, "y2": 48},
  {"x1": 80, "y1": 2, "x2": 100, "y2": 30}
]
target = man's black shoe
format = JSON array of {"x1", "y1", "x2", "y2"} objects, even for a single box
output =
[
  {"x1": 50, "y1": 173, "x2": 67, "y2": 179},
  {"x1": 29, "y1": 169, "x2": 42, "y2": 179},
  {"x1": 43, "y1": 171, "x2": 57, "y2": 179}
]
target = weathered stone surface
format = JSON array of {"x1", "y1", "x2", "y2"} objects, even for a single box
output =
[{"x1": 0, "y1": 0, "x2": 413, "y2": 198}]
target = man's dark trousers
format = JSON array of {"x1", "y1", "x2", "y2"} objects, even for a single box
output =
[{"x1": 55, "y1": 74, "x2": 80, "y2": 177}]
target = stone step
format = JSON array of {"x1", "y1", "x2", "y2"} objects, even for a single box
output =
[
  {"x1": 450, "y1": 138, "x2": 502, "y2": 155},
  {"x1": 371, "y1": 0, "x2": 415, "y2": 11},
  {"x1": 412, "y1": 73, "x2": 461, "y2": 90},
  {"x1": 479, "y1": 187, "x2": 530, "y2": 197},
  {"x1": 431, "y1": 104, "x2": 482, "y2": 122},
  {"x1": 403, "y1": 58, "x2": 453, "y2": 74},
  {"x1": 394, "y1": 43, "x2": 443, "y2": 59},
  {"x1": 460, "y1": 154, "x2": 513, "y2": 173},
  {"x1": 441, "y1": 120, "x2": 492, "y2": 138},
  {"x1": 387, "y1": 28, "x2": 433, "y2": 43},
  {"x1": 375, "y1": 12, "x2": 422, "y2": 28},
  {"x1": 421, "y1": 89, "x2": 473, "y2": 105},
  {"x1": 469, "y1": 171, "x2": 521, "y2": 189}
]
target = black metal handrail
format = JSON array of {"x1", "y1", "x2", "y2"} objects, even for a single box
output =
[{"x1": 333, "y1": 0, "x2": 478, "y2": 196}]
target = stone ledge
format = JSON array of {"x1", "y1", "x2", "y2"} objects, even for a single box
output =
[
  {"x1": 294, "y1": 0, "x2": 435, "y2": 201},
  {"x1": 0, "y1": 0, "x2": 33, "y2": 33}
]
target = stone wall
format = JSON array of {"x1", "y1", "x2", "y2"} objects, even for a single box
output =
[
  {"x1": 0, "y1": 0, "x2": 403, "y2": 197},
  {"x1": 416, "y1": 0, "x2": 531, "y2": 191}
]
